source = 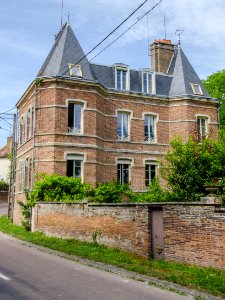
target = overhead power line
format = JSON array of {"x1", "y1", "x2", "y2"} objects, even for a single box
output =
[
  {"x1": 60, "y1": 0, "x2": 152, "y2": 77},
  {"x1": 0, "y1": 117, "x2": 13, "y2": 129},
  {"x1": 0, "y1": 107, "x2": 16, "y2": 115},
  {"x1": 0, "y1": 126, "x2": 12, "y2": 133},
  {"x1": 89, "y1": 0, "x2": 163, "y2": 63}
]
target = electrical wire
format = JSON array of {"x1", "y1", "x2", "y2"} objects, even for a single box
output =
[
  {"x1": 89, "y1": 0, "x2": 163, "y2": 64},
  {"x1": 0, "y1": 126, "x2": 12, "y2": 133},
  {"x1": 0, "y1": 107, "x2": 16, "y2": 115},
  {"x1": 60, "y1": 0, "x2": 151, "y2": 77},
  {"x1": 0, "y1": 117, "x2": 12, "y2": 129}
]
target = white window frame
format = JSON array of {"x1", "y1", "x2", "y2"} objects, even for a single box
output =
[
  {"x1": 196, "y1": 115, "x2": 209, "y2": 140},
  {"x1": 68, "y1": 64, "x2": 83, "y2": 77},
  {"x1": 143, "y1": 112, "x2": 158, "y2": 143},
  {"x1": 66, "y1": 154, "x2": 84, "y2": 180},
  {"x1": 18, "y1": 160, "x2": 25, "y2": 192},
  {"x1": 67, "y1": 101, "x2": 85, "y2": 134},
  {"x1": 190, "y1": 83, "x2": 203, "y2": 95},
  {"x1": 116, "y1": 158, "x2": 132, "y2": 185},
  {"x1": 141, "y1": 69, "x2": 151, "y2": 94},
  {"x1": 116, "y1": 110, "x2": 132, "y2": 141},
  {"x1": 145, "y1": 160, "x2": 158, "y2": 187},
  {"x1": 115, "y1": 65, "x2": 130, "y2": 91},
  {"x1": 27, "y1": 106, "x2": 33, "y2": 139}
]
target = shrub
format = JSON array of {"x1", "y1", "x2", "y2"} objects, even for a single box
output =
[
  {"x1": 133, "y1": 178, "x2": 180, "y2": 203},
  {"x1": 90, "y1": 181, "x2": 132, "y2": 203},
  {"x1": 29, "y1": 174, "x2": 93, "y2": 203},
  {"x1": 0, "y1": 179, "x2": 9, "y2": 192},
  {"x1": 160, "y1": 131, "x2": 225, "y2": 201}
]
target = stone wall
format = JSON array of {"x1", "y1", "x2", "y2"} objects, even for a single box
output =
[
  {"x1": 32, "y1": 203, "x2": 150, "y2": 258},
  {"x1": 31, "y1": 201, "x2": 225, "y2": 269}
]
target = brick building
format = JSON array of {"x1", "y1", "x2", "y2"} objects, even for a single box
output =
[{"x1": 13, "y1": 23, "x2": 218, "y2": 220}]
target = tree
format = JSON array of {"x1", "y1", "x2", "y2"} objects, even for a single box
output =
[
  {"x1": 202, "y1": 70, "x2": 225, "y2": 128},
  {"x1": 0, "y1": 179, "x2": 9, "y2": 192},
  {"x1": 160, "y1": 131, "x2": 225, "y2": 201}
]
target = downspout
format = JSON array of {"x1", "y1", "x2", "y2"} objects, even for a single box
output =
[{"x1": 217, "y1": 101, "x2": 221, "y2": 129}]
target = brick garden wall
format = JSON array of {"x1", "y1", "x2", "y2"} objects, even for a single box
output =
[
  {"x1": 32, "y1": 203, "x2": 151, "y2": 258},
  {"x1": 163, "y1": 203, "x2": 225, "y2": 269},
  {"x1": 32, "y1": 201, "x2": 225, "y2": 269},
  {"x1": 0, "y1": 191, "x2": 8, "y2": 202}
]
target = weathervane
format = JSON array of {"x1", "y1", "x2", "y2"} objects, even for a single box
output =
[{"x1": 175, "y1": 29, "x2": 184, "y2": 46}]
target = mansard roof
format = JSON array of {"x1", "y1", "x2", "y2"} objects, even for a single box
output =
[{"x1": 37, "y1": 24, "x2": 211, "y2": 99}]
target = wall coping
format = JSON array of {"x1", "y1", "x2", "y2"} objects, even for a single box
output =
[{"x1": 35, "y1": 201, "x2": 222, "y2": 208}]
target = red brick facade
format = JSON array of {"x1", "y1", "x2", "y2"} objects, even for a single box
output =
[{"x1": 13, "y1": 78, "x2": 218, "y2": 223}]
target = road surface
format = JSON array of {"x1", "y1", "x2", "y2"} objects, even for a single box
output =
[{"x1": 0, "y1": 231, "x2": 194, "y2": 300}]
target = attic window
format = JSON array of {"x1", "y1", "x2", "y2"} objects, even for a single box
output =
[
  {"x1": 69, "y1": 64, "x2": 82, "y2": 77},
  {"x1": 114, "y1": 64, "x2": 130, "y2": 91},
  {"x1": 190, "y1": 83, "x2": 203, "y2": 95}
]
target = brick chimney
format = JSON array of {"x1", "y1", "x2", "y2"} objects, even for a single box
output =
[
  {"x1": 6, "y1": 137, "x2": 13, "y2": 154},
  {"x1": 150, "y1": 39, "x2": 175, "y2": 73}
]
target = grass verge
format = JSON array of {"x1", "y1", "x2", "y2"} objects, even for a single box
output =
[{"x1": 0, "y1": 215, "x2": 224, "y2": 298}]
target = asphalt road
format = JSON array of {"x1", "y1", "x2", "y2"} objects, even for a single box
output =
[{"x1": 0, "y1": 231, "x2": 194, "y2": 300}]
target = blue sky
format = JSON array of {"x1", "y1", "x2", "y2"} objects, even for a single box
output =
[{"x1": 1, "y1": 0, "x2": 225, "y2": 147}]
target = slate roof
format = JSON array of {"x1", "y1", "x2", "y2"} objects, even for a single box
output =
[
  {"x1": 168, "y1": 47, "x2": 210, "y2": 97},
  {"x1": 37, "y1": 23, "x2": 211, "y2": 99},
  {"x1": 38, "y1": 23, "x2": 93, "y2": 80}
]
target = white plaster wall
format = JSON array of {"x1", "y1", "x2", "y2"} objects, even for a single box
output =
[{"x1": 0, "y1": 158, "x2": 10, "y2": 180}]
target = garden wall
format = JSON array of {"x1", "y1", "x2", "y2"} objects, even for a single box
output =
[
  {"x1": 163, "y1": 202, "x2": 225, "y2": 269},
  {"x1": 32, "y1": 201, "x2": 225, "y2": 269},
  {"x1": 31, "y1": 203, "x2": 151, "y2": 258},
  {"x1": 0, "y1": 191, "x2": 8, "y2": 203}
]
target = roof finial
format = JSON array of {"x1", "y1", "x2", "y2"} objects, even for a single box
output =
[
  {"x1": 175, "y1": 29, "x2": 184, "y2": 46},
  {"x1": 67, "y1": 12, "x2": 70, "y2": 24}
]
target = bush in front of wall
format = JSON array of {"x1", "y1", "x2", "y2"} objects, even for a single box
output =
[
  {"x1": 133, "y1": 178, "x2": 180, "y2": 203},
  {"x1": 29, "y1": 174, "x2": 93, "y2": 203},
  {"x1": 90, "y1": 181, "x2": 132, "y2": 203},
  {"x1": 0, "y1": 179, "x2": 9, "y2": 192}
]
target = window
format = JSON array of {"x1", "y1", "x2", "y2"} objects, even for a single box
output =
[
  {"x1": 117, "y1": 159, "x2": 131, "y2": 185},
  {"x1": 68, "y1": 102, "x2": 84, "y2": 134},
  {"x1": 27, "y1": 107, "x2": 33, "y2": 139},
  {"x1": 18, "y1": 106, "x2": 33, "y2": 146},
  {"x1": 115, "y1": 65, "x2": 129, "y2": 90},
  {"x1": 142, "y1": 71, "x2": 151, "y2": 94},
  {"x1": 18, "y1": 161, "x2": 25, "y2": 192},
  {"x1": 191, "y1": 83, "x2": 203, "y2": 95},
  {"x1": 144, "y1": 115, "x2": 156, "y2": 142},
  {"x1": 117, "y1": 112, "x2": 130, "y2": 140},
  {"x1": 69, "y1": 64, "x2": 82, "y2": 77},
  {"x1": 24, "y1": 157, "x2": 30, "y2": 190},
  {"x1": 145, "y1": 161, "x2": 157, "y2": 187},
  {"x1": 197, "y1": 117, "x2": 208, "y2": 141},
  {"x1": 19, "y1": 117, "x2": 25, "y2": 145},
  {"x1": 66, "y1": 154, "x2": 84, "y2": 179}
]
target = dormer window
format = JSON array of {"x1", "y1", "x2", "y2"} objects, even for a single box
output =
[
  {"x1": 115, "y1": 65, "x2": 129, "y2": 91},
  {"x1": 69, "y1": 64, "x2": 82, "y2": 77},
  {"x1": 190, "y1": 83, "x2": 203, "y2": 95},
  {"x1": 142, "y1": 70, "x2": 151, "y2": 94}
]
